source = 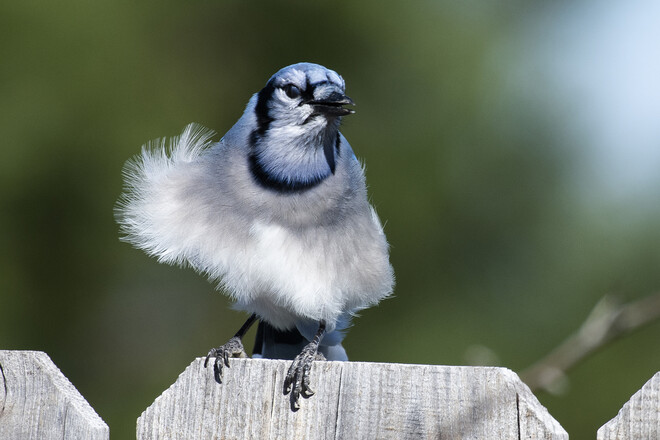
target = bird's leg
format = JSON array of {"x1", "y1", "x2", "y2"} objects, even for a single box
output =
[
  {"x1": 284, "y1": 320, "x2": 327, "y2": 410},
  {"x1": 204, "y1": 313, "x2": 258, "y2": 383}
]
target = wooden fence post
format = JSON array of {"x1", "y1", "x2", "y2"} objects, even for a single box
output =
[
  {"x1": 0, "y1": 350, "x2": 109, "y2": 440},
  {"x1": 137, "y1": 358, "x2": 567, "y2": 439},
  {"x1": 597, "y1": 371, "x2": 660, "y2": 440},
  {"x1": 4, "y1": 352, "x2": 658, "y2": 438}
]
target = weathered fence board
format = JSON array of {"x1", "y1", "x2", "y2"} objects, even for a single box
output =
[
  {"x1": 4, "y1": 349, "x2": 659, "y2": 438},
  {"x1": 597, "y1": 371, "x2": 660, "y2": 440},
  {"x1": 0, "y1": 350, "x2": 109, "y2": 440},
  {"x1": 137, "y1": 358, "x2": 567, "y2": 439}
]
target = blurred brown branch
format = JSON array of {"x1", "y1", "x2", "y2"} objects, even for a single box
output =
[{"x1": 520, "y1": 291, "x2": 660, "y2": 394}]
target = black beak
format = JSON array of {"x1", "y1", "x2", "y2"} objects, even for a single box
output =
[{"x1": 309, "y1": 92, "x2": 355, "y2": 117}]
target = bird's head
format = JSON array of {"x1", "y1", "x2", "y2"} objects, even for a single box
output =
[
  {"x1": 244, "y1": 63, "x2": 356, "y2": 192},
  {"x1": 252, "y1": 62, "x2": 354, "y2": 138}
]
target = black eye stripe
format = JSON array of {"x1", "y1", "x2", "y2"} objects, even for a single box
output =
[{"x1": 249, "y1": 80, "x2": 276, "y2": 148}]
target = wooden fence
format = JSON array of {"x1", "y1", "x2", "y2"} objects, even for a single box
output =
[{"x1": 0, "y1": 350, "x2": 657, "y2": 439}]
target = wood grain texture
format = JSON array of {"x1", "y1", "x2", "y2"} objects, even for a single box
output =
[
  {"x1": 138, "y1": 358, "x2": 567, "y2": 439},
  {"x1": 0, "y1": 350, "x2": 109, "y2": 440},
  {"x1": 597, "y1": 371, "x2": 660, "y2": 440}
]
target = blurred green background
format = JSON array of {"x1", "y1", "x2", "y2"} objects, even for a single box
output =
[{"x1": 2, "y1": 1, "x2": 659, "y2": 438}]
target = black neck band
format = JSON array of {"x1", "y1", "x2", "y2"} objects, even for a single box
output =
[{"x1": 248, "y1": 152, "x2": 327, "y2": 193}]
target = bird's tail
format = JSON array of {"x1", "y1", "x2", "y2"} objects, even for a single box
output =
[{"x1": 252, "y1": 321, "x2": 348, "y2": 361}]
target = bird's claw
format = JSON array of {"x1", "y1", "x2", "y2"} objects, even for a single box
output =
[
  {"x1": 204, "y1": 336, "x2": 247, "y2": 383},
  {"x1": 284, "y1": 344, "x2": 325, "y2": 410}
]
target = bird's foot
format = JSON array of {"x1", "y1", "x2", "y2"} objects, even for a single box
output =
[
  {"x1": 204, "y1": 336, "x2": 247, "y2": 383},
  {"x1": 283, "y1": 343, "x2": 326, "y2": 410}
]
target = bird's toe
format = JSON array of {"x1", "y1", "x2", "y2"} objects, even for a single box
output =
[
  {"x1": 284, "y1": 344, "x2": 320, "y2": 410},
  {"x1": 204, "y1": 336, "x2": 247, "y2": 383}
]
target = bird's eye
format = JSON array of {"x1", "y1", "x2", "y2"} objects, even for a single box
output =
[{"x1": 283, "y1": 84, "x2": 302, "y2": 99}]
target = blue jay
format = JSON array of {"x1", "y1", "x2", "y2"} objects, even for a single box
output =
[{"x1": 116, "y1": 63, "x2": 394, "y2": 409}]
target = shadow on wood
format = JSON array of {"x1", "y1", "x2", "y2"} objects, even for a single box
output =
[
  {"x1": 138, "y1": 358, "x2": 567, "y2": 439},
  {"x1": 597, "y1": 371, "x2": 660, "y2": 440},
  {"x1": 0, "y1": 350, "x2": 109, "y2": 440}
]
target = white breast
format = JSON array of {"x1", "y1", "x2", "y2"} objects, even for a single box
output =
[
  {"x1": 226, "y1": 206, "x2": 393, "y2": 331},
  {"x1": 228, "y1": 221, "x2": 343, "y2": 327}
]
